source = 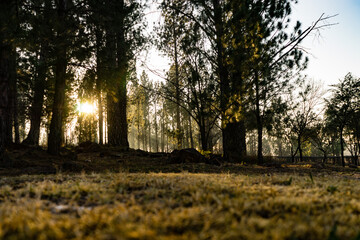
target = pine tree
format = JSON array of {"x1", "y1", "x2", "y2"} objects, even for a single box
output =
[
  {"x1": 48, "y1": 0, "x2": 71, "y2": 155},
  {"x1": 0, "y1": 0, "x2": 18, "y2": 159},
  {"x1": 23, "y1": 0, "x2": 53, "y2": 145},
  {"x1": 103, "y1": 0, "x2": 146, "y2": 148}
]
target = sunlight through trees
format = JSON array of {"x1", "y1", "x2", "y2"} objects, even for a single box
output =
[{"x1": 0, "y1": 0, "x2": 357, "y2": 166}]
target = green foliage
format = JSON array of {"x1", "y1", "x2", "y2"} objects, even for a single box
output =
[
  {"x1": 199, "y1": 150, "x2": 212, "y2": 158},
  {"x1": 325, "y1": 73, "x2": 360, "y2": 161},
  {"x1": 128, "y1": 71, "x2": 154, "y2": 150}
]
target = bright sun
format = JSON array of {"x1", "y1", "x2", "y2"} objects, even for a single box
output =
[{"x1": 77, "y1": 102, "x2": 95, "y2": 114}]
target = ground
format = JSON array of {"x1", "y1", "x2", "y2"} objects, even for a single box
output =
[{"x1": 1, "y1": 144, "x2": 360, "y2": 239}]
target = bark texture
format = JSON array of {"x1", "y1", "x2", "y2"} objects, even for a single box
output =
[{"x1": 48, "y1": 0, "x2": 68, "y2": 155}]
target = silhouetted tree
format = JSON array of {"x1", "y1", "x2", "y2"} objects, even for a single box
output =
[{"x1": 326, "y1": 73, "x2": 360, "y2": 166}]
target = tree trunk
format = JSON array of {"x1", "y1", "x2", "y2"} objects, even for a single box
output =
[
  {"x1": 48, "y1": 0, "x2": 68, "y2": 155},
  {"x1": 278, "y1": 138, "x2": 283, "y2": 157},
  {"x1": 189, "y1": 114, "x2": 194, "y2": 148},
  {"x1": 4, "y1": 48, "x2": 15, "y2": 144},
  {"x1": 2, "y1": 2, "x2": 18, "y2": 146},
  {"x1": 107, "y1": 0, "x2": 129, "y2": 149},
  {"x1": 143, "y1": 119, "x2": 146, "y2": 150},
  {"x1": 115, "y1": 29, "x2": 129, "y2": 148},
  {"x1": 323, "y1": 151, "x2": 327, "y2": 164},
  {"x1": 0, "y1": 0, "x2": 15, "y2": 159},
  {"x1": 340, "y1": 128, "x2": 345, "y2": 167},
  {"x1": 154, "y1": 102, "x2": 158, "y2": 152},
  {"x1": 257, "y1": 122, "x2": 263, "y2": 163},
  {"x1": 13, "y1": 101, "x2": 19, "y2": 144},
  {"x1": 173, "y1": 24, "x2": 182, "y2": 149},
  {"x1": 97, "y1": 90, "x2": 103, "y2": 144},
  {"x1": 223, "y1": 121, "x2": 246, "y2": 162},
  {"x1": 0, "y1": 36, "x2": 11, "y2": 160},
  {"x1": 24, "y1": 44, "x2": 47, "y2": 145},
  {"x1": 298, "y1": 135, "x2": 303, "y2": 162},
  {"x1": 23, "y1": 0, "x2": 51, "y2": 145},
  {"x1": 212, "y1": 0, "x2": 246, "y2": 161},
  {"x1": 212, "y1": 0, "x2": 231, "y2": 160},
  {"x1": 355, "y1": 123, "x2": 359, "y2": 165},
  {"x1": 166, "y1": 127, "x2": 169, "y2": 152},
  {"x1": 106, "y1": 29, "x2": 117, "y2": 146},
  {"x1": 96, "y1": 29, "x2": 103, "y2": 145},
  {"x1": 148, "y1": 116, "x2": 151, "y2": 152},
  {"x1": 161, "y1": 106, "x2": 165, "y2": 152},
  {"x1": 255, "y1": 71, "x2": 263, "y2": 164},
  {"x1": 184, "y1": 119, "x2": 189, "y2": 149},
  {"x1": 291, "y1": 142, "x2": 299, "y2": 163},
  {"x1": 8, "y1": 45, "x2": 18, "y2": 144},
  {"x1": 199, "y1": 122, "x2": 208, "y2": 151},
  {"x1": 104, "y1": 110, "x2": 107, "y2": 144},
  {"x1": 354, "y1": 151, "x2": 358, "y2": 166},
  {"x1": 137, "y1": 101, "x2": 140, "y2": 149}
]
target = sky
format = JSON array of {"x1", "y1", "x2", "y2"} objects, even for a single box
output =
[
  {"x1": 292, "y1": 0, "x2": 360, "y2": 88},
  {"x1": 139, "y1": 1, "x2": 360, "y2": 88}
]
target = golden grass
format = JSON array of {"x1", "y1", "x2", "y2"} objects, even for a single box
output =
[{"x1": 1, "y1": 171, "x2": 360, "y2": 239}]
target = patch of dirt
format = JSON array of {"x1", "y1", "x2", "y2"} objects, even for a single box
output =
[{"x1": 0, "y1": 143, "x2": 359, "y2": 176}]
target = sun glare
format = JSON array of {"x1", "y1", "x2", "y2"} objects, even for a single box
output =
[{"x1": 77, "y1": 102, "x2": 95, "y2": 114}]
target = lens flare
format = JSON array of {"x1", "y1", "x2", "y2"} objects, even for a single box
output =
[{"x1": 77, "y1": 102, "x2": 95, "y2": 114}]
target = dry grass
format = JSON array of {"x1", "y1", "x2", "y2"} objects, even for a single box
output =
[{"x1": 1, "y1": 170, "x2": 360, "y2": 239}]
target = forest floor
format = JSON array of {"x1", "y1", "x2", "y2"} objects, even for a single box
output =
[{"x1": 1, "y1": 143, "x2": 360, "y2": 239}]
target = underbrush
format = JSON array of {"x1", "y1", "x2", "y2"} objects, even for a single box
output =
[{"x1": 1, "y1": 171, "x2": 360, "y2": 239}]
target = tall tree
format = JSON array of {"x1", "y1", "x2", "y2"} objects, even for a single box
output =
[
  {"x1": 0, "y1": 4, "x2": 10, "y2": 156},
  {"x1": 104, "y1": 0, "x2": 146, "y2": 148},
  {"x1": 95, "y1": 29, "x2": 104, "y2": 145},
  {"x1": 287, "y1": 80, "x2": 324, "y2": 162},
  {"x1": 0, "y1": 0, "x2": 17, "y2": 159},
  {"x1": 158, "y1": 0, "x2": 248, "y2": 159},
  {"x1": 156, "y1": 0, "x2": 186, "y2": 149},
  {"x1": 85, "y1": 0, "x2": 106, "y2": 145},
  {"x1": 48, "y1": 0, "x2": 70, "y2": 155},
  {"x1": 23, "y1": 0, "x2": 53, "y2": 145},
  {"x1": 326, "y1": 73, "x2": 360, "y2": 167},
  {"x1": 309, "y1": 122, "x2": 334, "y2": 163}
]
